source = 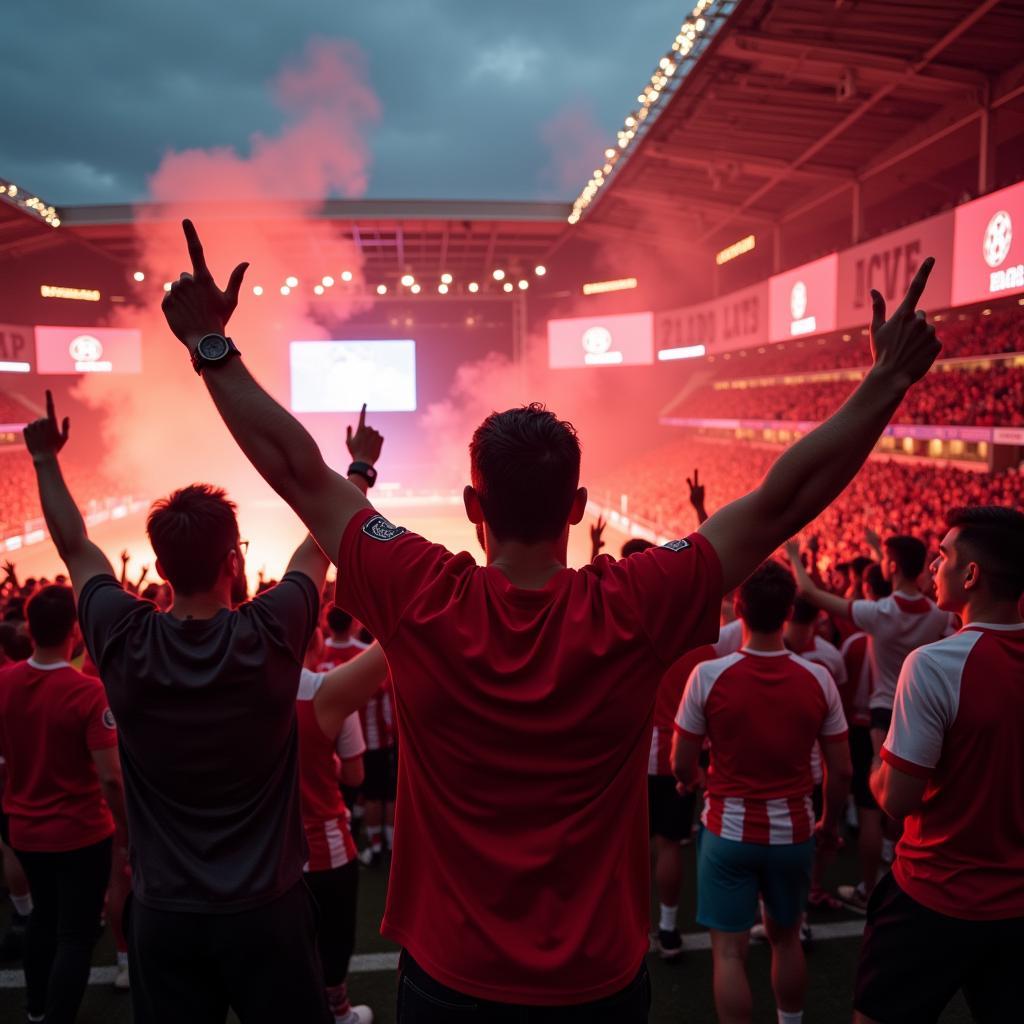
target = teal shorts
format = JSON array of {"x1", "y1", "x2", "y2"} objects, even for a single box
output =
[{"x1": 697, "y1": 827, "x2": 813, "y2": 933}]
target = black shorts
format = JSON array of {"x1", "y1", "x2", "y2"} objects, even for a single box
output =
[
  {"x1": 648, "y1": 775, "x2": 695, "y2": 842},
  {"x1": 849, "y1": 725, "x2": 878, "y2": 810},
  {"x1": 870, "y1": 707, "x2": 893, "y2": 734},
  {"x1": 362, "y1": 747, "x2": 397, "y2": 803},
  {"x1": 855, "y1": 872, "x2": 1024, "y2": 1023}
]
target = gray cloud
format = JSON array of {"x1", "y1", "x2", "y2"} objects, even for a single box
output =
[{"x1": 1, "y1": 0, "x2": 682, "y2": 204}]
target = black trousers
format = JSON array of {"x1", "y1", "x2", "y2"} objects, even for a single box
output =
[
  {"x1": 397, "y1": 951, "x2": 651, "y2": 1023},
  {"x1": 305, "y1": 860, "x2": 359, "y2": 986},
  {"x1": 126, "y1": 880, "x2": 332, "y2": 1024},
  {"x1": 14, "y1": 836, "x2": 112, "y2": 1024}
]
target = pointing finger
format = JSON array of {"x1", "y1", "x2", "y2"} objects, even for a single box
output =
[
  {"x1": 182, "y1": 219, "x2": 210, "y2": 279},
  {"x1": 45, "y1": 389, "x2": 55, "y2": 423},
  {"x1": 358, "y1": 403, "x2": 367, "y2": 430},
  {"x1": 897, "y1": 256, "x2": 934, "y2": 315}
]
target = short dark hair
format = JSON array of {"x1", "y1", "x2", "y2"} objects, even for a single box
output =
[
  {"x1": 737, "y1": 560, "x2": 797, "y2": 633},
  {"x1": 621, "y1": 539, "x2": 654, "y2": 558},
  {"x1": 851, "y1": 556, "x2": 873, "y2": 577},
  {"x1": 26, "y1": 585, "x2": 77, "y2": 647},
  {"x1": 864, "y1": 563, "x2": 892, "y2": 598},
  {"x1": 326, "y1": 607, "x2": 353, "y2": 635},
  {"x1": 146, "y1": 484, "x2": 240, "y2": 596},
  {"x1": 884, "y1": 535, "x2": 927, "y2": 579},
  {"x1": 469, "y1": 404, "x2": 581, "y2": 544},
  {"x1": 947, "y1": 506, "x2": 1024, "y2": 601},
  {"x1": 791, "y1": 597, "x2": 820, "y2": 625}
]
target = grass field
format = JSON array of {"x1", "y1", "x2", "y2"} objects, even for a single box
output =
[{"x1": 0, "y1": 828, "x2": 973, "y2": 1023}]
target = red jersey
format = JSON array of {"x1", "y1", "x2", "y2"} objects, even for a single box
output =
[
  {"x1": 840, "y1": 631, "x2": 872, "y2": 727},
  {"x1": 296, "y1": 668, "x2": 365, "y2": 873},
  {"x1": 882, "y1": 623, "x2": 1024, "y2": 919},
  {"x1": 0, "y1": 659, "x2": 118, "y2": 852},
  {"x1": 319, "y1": 637, "x2": 368, "y2": 668},
  {"x1": 318, "y1": 638, "x2": 394, "y2": 751},
  {"x1": 336, "y1": 509, "x2": 721, "y2": 1004},
  {"x1": 675, "y1": 648, "x2": 848, "y2": 845},
  {"x1": 651, "y1": 619, "x2": 742, "y2": 776}
]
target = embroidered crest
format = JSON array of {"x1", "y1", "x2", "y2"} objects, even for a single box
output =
[
  {"x1": 362, "y1": 514, "x2": 408, "y2": 542},
  {"x1": 662, "y1": 538, "x2": 691, "y2": 552},
  {"x1": 102, "y1": 708, "x2": 116, "y2": 730}
]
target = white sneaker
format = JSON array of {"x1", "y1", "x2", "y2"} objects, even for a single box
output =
[
  {"x1": 336, "y1": 1007, "x2": 374, "y2": 1024},
  {"x1": 357, "y1": 847, "x2": 374, "y2": 867},
  {"x1": 749, "y1": 922, "x2": 768, "y2": 942},
  {"x1": 114, "y1": 962, "x2": 130, "y2": 990}
]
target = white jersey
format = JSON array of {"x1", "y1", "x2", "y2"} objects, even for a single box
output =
[
  {"x1": 849, "y1": 593, "x2": 955, "y2": 711},
  {"x1": 787, "y1": 635, "x2": 846, "y2": 784}
]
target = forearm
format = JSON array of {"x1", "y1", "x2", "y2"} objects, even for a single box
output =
[
  {"x1": 32, "y1": 456, "x2": 89, "y2": 559},
  {"x1": 201, "y1": 358, "x2": 329, "y2": 501},
  {"x1": 757, "y1": 368, "x2": 905, "y2": 535},
  {"x1": 693, "y1": 501, "x2": 709, "y2": 525},
  {"x1": 822, "y1": 760, "x2": 850, "y2": 830},
  {"x1": 101, "y1": 777, "x2": 128, "y2": 836}
]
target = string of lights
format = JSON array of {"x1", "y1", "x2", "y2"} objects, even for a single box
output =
[
  {"x1": 0, "y1": 176, "x2": 61, "y2": 227},
  {"x1": 566, "y1": 0, "x2": 736, "y2": 226}
]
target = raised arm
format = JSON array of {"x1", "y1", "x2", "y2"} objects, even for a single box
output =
[
  {"x1": 313, "y1": 643, "x2": 389, "y2": 739},
  {"x1": 687, "y1": 469, "x2": 709, "y2": 525},
  {"x1": 160, "y1": 220, "x2": 374, "y2": 562},
  {"x1": 24, "y1": 392, "x2": 114, "y2": 598},
  {"x1": 785, "y1": 540, "x2": 852, "y2": 620},
  {"x1": 698, "y1": 258, "x2": 939, "y2": 592}
]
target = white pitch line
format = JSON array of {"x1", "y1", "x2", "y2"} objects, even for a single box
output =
[{"x1": 0, "y1": 920, "x2": 866, "y2": 989}]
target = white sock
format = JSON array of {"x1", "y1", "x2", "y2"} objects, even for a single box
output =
[
  {"x1": 384, "y1": 825, "x2": 394, "y2": 849},
  {"x1": 10, "y1": 892, "x2": 33, "y2": 917},
  {"x1": 659, "y1": 903, "x2": 678, "y2": 932},
  {"x1": 778, "y1": 1010, "x2": 803, "y2": 1024},
  {"x1": 117, "y1": 951, "x2": 129, "y2": 967}
]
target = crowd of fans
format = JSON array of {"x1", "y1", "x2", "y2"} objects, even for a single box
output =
[
  {"x1": 0, "y1": 391, "x2": 37, "y2": 425},
  {"x1": 682, "y1": 362, "x2": 1024, "y2": 426}
]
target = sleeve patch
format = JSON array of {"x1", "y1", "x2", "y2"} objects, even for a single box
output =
[
  {"x1": 662, "y1": 538, "x2": 691, "y2": 552},
  {"x1": 362, "y1": 514, "x2": 408, "y2": 543},
  {"x1": 102, "y1": 708, "x2": 116, "y2": 730}
]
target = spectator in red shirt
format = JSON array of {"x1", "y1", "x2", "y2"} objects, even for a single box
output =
[
  {"x1": 0, "y1": 584, "x2": 126, "y2": 1024},
  {"x1": 854, "y1": 507, "x2": 1024, "y2": 1024},
  {"x1": 162, "y1": 222, "x2": 940, "y2": 1020}
]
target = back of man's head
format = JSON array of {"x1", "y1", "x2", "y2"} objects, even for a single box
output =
[
  {"x1": 621, "y1": 539, "x2": 654, "y2": 558},
  {"x1": 851, "y1": 556, "x2": 873, "y2": 578},
  {"x1": 737, "y1": 560, "x2": 797, "y2": 634},
  {"x1": 469, "y1": 404, "x2": 581, "y2": 544},
  {"x1": 884, "y1": 535, "x2": 927, "y2": 581},
  {"x1": 947, "y1": 506, "x2": 1024, "y2": 602},
  {"x1": 26, "y1": 584, "x2": 77, "y2": 649},
  {"x1": 864, "y1": 563, "x2": 892, "y2": 600},
  {"x1": 326, "y1": 607, "x2": 353, "y2": 637},
  {"x1": 147, "y1": 484, "x2": 240, "y2": 596}
]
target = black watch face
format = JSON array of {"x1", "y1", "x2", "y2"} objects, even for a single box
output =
[{"x1": 199, "y1": 335, "x2": 229, "y2": 361}]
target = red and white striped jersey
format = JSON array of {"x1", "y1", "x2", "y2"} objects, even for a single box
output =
[
  {"x1": 849, "y1": 593, "x2": 955, "y2": 711},
  {"x1": 840, "y1": 631, "x2": 872, "y2": 727},
  {"x1": 675, "y1": 648, "x2": 847, "y2": 844},
  {"x1": 883, "y1": 623, "x2": 1024, "y2": 919},
  {"x1": 360, "y1": 677, "x2": 395, "y2": 751},
  {"x1": 296, "y1": 668, "x2": 366, "y2": 873},
  {"x1": 649, "y1": 618, "x2": 742, "y2": 775},
  {"x1": 786, "y1": 635, "x2": 845, "y2": 784}
]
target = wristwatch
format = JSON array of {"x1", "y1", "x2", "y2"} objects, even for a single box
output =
[
  {"x1": 348, "y1": 461, "x2": 378, "y2": 488},
  {"x1": 192, "y1": 334, "x2": 241, "y2": 375}
]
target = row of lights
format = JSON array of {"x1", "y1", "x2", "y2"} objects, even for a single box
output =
[
  {"x1": 568, "y1": 0, "x2": 719, "y2": 225},
  {"x1": 156, "y1": 265, "x2": 548, "y2": 296},
  {"x1": 1, "y1": 178, "x2": 61, "y2": 227}
]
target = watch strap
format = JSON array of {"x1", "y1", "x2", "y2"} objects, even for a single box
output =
[{"x1": 348, "y1": 461, "x2": 377, "y2": 487}]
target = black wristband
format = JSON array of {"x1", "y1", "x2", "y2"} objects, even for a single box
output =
[{"x1": 348, "y1": 461, "x2": 377, "y2": 488}]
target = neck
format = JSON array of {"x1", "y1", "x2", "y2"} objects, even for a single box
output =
[
  {"x1": 31, "y1": 644, "x2": 71, "y2": 666},
  {"x1": 784, "y1": 622, "x2": 814, "y2": 649},
  {"x1": 961, "y1": 595, "x2": 1024, "y2": 627},
  {"x1": 486, "y1": 537, "x2": 568, "y2": 590},
  {"x1": 743, "y1": 626, "x2": 785, "y2": 652},
  {"x1": 893, "y1": 575, "x2": 922, "y2": 597},
  {"x1": 170, "y1": 588, "x2": 231, "y2": 621}
]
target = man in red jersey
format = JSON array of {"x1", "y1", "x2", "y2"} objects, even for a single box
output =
[
  {"x1": 162, "y1": 220, "x2": 939, "y2": 1020},
  {"x1": 0, "y1": 585, "x2": 127, "y2": 1024},
  {"x1": 854, "y1": 507, "x2": 1024, "y2": 1024},
  {"x1": 674, "y1": 561, "x2": 851, "y2": 1024}
]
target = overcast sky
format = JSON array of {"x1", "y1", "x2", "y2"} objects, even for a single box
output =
[{"x1": 2, "y1": 1, "x2": 682, "y2": 207}]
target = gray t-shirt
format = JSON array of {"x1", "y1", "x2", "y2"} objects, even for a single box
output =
[{"x1": 79, "y1": 571, "x2": 318, "y2": 913}]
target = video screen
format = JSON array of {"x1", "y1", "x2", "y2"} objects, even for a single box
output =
[
  {"x1": 951, "y1": 179, "x2": 1024, "y2": 306},
  {"x1": 34, "y1": 326, "x2": 142, "y2": 375},
  {"x1": 290, "y1": 340, "x2": 417, "y2": 412},
  {"x1": 768, "y1": 254, "x2": 838, "y2": 342},
  {"x1": 547, "y1": 311, "x2": 654, "y2": 369}
]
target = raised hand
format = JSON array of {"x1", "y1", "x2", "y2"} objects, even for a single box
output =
[
  {"x1": 161, "y1": 219, "x2": 249, "y2": 350},
  {"x1": 869, "y1": 256, "x2": 941, "y2": 388},
  {"x1": 589, "y1": 515, "x2": 607, "y2": 561},
  {"x1": 1, "y1": 560, "x2": 15, "y2": 580},
  {"x1": 120, "y1": 550, "x2": 130, "y2": 565},
  {"x1": 783, "y1": 538, "x2": 802, "y2": 565},
  {"x1": 865, "y1": 526, "x2": 883, "y2": 554},
  {"x1": 686, "y1": 468, "x2": 708, "y2": 523},
  {"x1": 24, "y1": 390, "x2": 70, "y2": 463},
  {"x1": 346, "y1": 404, "x2": 384, "y2": 465}
]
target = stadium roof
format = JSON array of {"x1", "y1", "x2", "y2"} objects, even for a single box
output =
[
  {"x1": 0, "y1": 197, "x2": 571, "y2": 284},
  {"x1": 569, "y1": 0, "x2": 1024, "y2": 254}
]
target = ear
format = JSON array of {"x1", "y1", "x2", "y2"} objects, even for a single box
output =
[
  {"x1": 154, "y1": 559, "x2": 166, "y2": 582},
  {"x1": 224, "y1": 549, "x2": 240, "y2": 581},
  {"x1": 963, "y1": 559, "x2": 981, "y2": 592},
  {"x1": 568, "y1": 486, "x2": 588, "y2": 526},
  {"x1": 464, "y1": 485, "x2": 484, "y2": 525}
]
